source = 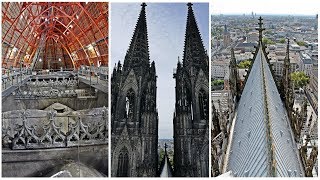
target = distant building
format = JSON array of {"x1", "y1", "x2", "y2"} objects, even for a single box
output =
[
  {"x1": 299, "y1": 53, "x2": 313, "y2": 76},
  {"x1": 212, "y1": 59, "x2": 230, "y2": 79},
  {"x1": 309, "y1": 50, "x2": 318, "y2": 62},
  {"x1": 211, "y1": 90, "x2": 231, "y2": 113},
  {"x1": 290, "y1": 44, "x2": 302, "y2": 52},
  {"x1": 269, "y1": 52, "x2": 300, "y2": 77},
  {"x1": 306, "y1": 67, "x2": 318, "y2": 114},
  {"x1": 234, "y1": 51, "x2": 253, "y2": 61},
  {"x1": 223, "y1": 24, "x2": 231, "y2": 47},
  {"x1": 234, "y1": 42, "x2": 257, "y2": 53},
  {"x1": 247, "y1": 32, "x2": 259, "y2": 43}
]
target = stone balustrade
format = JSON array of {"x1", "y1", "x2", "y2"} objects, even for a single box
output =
[
  {"x1": 2, "y1": 107, "x2": 108, "y2": 150},
  {"x1": 13, "y1": 88, "x2": 98, "y2": 99},
  {"x1": 26, "y1": 77, "x2": 78, "y2": 87}
]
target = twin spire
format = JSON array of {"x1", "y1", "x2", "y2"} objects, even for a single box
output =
[
  {"x1": 182, "y1": 3, "x2": 207, "y2": 69},
  {"x1": 123, "y1": 3, "x2": 207, "y2": 72},
  {"x1": 123, "y1": 3, "x2": 150, "y2": 72}
]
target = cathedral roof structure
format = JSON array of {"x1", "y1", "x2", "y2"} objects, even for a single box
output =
[
  {"x1": 225, "y1": 17, "x2": 304, "y2": 177},
  {"x1": 2, "y1": 2, "x2": 108, "y2": 69}
]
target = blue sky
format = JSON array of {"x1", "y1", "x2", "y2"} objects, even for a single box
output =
[
  {"x1": 211, "y1": 0, "x2": 319, "y2": 15},
  {"x1": 111, "y1": 3, "x2": 209, "y2": 139}
]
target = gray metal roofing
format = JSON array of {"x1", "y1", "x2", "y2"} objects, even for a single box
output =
[
  {"x1": 160, "y1": 156, "x2": 173, "y2": 177},
  {"x1": 226, "y1": 46, "x2": 304, "y2": 177}
]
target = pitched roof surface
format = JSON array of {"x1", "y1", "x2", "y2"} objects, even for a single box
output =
[{"x1": 226, "y1": 46, "x2": 304, "y2": 177}]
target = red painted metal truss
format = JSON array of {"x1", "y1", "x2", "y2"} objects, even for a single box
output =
[{"x1": 2, "y1": 2, "x2": 108, "y2": 70}]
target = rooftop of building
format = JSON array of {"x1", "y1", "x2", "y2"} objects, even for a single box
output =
[{"x1": 225, "y1": 17, "x2": 304, "y2": 177}]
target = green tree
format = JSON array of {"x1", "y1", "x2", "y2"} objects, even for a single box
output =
[
  {"x1": 291, "y1": 71, "x2": 310, "y2": 89},
  {"x1": 279, "y1": 38, "x2": 286, "y2": 44},
  {"x1": 212, "y1": 79, "x2": 224, "y2": 86},
  {"x1": 158, "y1": 148, "x2": 165, "y2": 168},
  {"x1": 296, "y1": 41, "x2": 307, "y2": 47},
  {"x1": 237, "y1": 60, "x2": 252, "y2": 69},
  {"x1": 262, "y1": 37, "x2": 276, "y2": 45}
]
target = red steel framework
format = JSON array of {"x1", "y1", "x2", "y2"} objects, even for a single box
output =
[{"x1": 2, "y1": 2, "x2": 108, "y2": 70}]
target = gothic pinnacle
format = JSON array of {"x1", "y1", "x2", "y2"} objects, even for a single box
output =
[
  {"x1": 256, "y1": 16, "x2": 266, "y2": 44},
  {"x1": 286, "y1": 38, "x2": 290, "y2": 58}
]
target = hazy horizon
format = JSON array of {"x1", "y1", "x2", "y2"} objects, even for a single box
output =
[
  {"x1": 211, "y1": 13, "x2": 317, "y2": 17},
  {"x1": 211, "y1": 0, "x2": 319, "y2": 16}
]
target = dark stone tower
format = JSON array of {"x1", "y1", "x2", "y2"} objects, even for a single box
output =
[
  {"x1": 111, "y1": 3, "x2": 158, "y2": 177},
  {"x1": 173, "y1": 3, "x2": 209, "y2": 177},
  {"x1": 223, "y1": 24, "x2": 231, "y2": 47}
]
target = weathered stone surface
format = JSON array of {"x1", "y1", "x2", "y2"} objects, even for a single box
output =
[
  {"x1": 111, "y1": 3, "x2": 158, "y2": 177},
  {"x1": 2, "y1": 73, "x2": 108, "y2": 177}
]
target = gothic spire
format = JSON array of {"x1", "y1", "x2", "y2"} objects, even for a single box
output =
[
  {"x1": 230, "y1": 47, "x2": 239, "y2": 102},
  {"x1": 256, "y1": 16, "x2": 265, "y2": 44},
  {"x1": 285, "y1": 39, "x2": 290, "y2": 64},
  {"x1": 282, "y1": 38, "x2": 293, "y2": 112},
  {"x1": 283, "y1": 38, "x2": 291, "y2": 77},
  {"x1": 182, "y1": 3, "x2": 207, "y2": 70},
  {"x1": 230, "y1": 48, "x2": 236, "y2": 67},
  {"x1": 123, "y1": 3, "x2": 150, "y2": 72},
  {"x1": 247, "y1": 16, "x2": 271, "y2": 81}
]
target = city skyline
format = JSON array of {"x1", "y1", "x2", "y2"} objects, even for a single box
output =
[
  {"x1": 211, "y1": 0, "x2": 319, "y2": 15},
  {"x1": 211, "y1": 7, "x2": 318, "y2": 177},
  {"x1": 111, "y1": 3, "x2": 209, "y2": 139}
]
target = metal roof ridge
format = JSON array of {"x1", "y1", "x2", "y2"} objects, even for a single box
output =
[{"x1": 260, "y1": 46, "x2": 276, "y2": 176}]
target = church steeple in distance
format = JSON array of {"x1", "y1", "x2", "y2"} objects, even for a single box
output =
[{"x1": 123, "y1": 3, "x2": 150, "y2": 73}]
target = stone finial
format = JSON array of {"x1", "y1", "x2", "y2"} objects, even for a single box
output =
[{"x1": 256, "y1": 16, "x2": 266, "y2": 43}]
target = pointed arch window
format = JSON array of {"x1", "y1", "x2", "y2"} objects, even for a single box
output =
[
  {"x1": 125, "y1": 88, "x2": 135, "y2": 119},
  {"x1": 117, "y1": 147, "x2": 129, "y2": 177},
  {"x1": 199, "y1": 89, "x2": 208, "y2": 120}
]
